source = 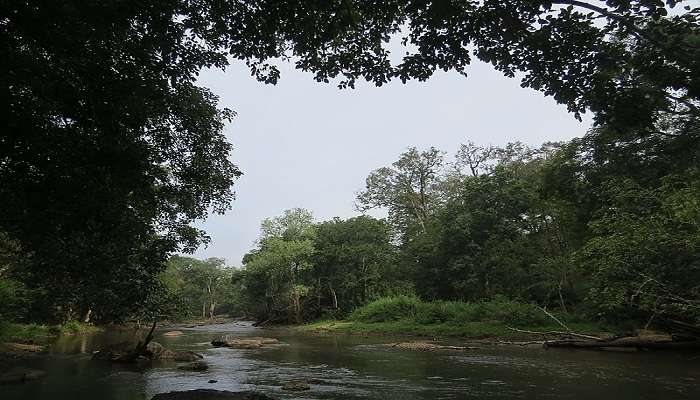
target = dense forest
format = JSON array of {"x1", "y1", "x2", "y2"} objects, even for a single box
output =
[
  {"x1": 194, "y1": 133, "x2": 699, "y2": 328},
  {"x1": 1, "y1": 1, "x2": 699, "y2": 336}
]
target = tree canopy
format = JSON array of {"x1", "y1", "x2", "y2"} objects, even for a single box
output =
[{"x1": 1, "y1": 1, "x2": 697, "y2": 323}]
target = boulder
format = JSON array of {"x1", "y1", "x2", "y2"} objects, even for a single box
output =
[
  {"x1": 91, "y1": 350, "x2": 132, "y2": 362},
  {"x1": 174, "y1": 351, "x2": 204, "y2": 362},
  {"x1": 211, "y1": 337, "x2": 278, "y2": 349},
  {"x1": 0, "y1": 342, "x2": 47, "y2": 359},
  {"x1": 386, "y1": 341, "x2": 479, "y2": 352},
  {"x1": 177, "y1": 360, "x2": 208, "y2": 371},
  {"x1": 93, "y1": 342, "x2": 202, "y2": 363},
  {"x1": 282, "y1": 380, "x2": 310, "y2": 391},
  {"x1": 151, "y1": 390, "x2": 276, "y2": 400},
  {"x1": 225, "y1": 340, "x2": 262, "y2": 349},
  {"x1": 3, "y1": 343, "x2": 45, "y2": 353},
  {"x1": 147, "y1": 342, "x2": 177, "y2": 359},
  {"x1": 0, "y1": 367, "x2": 46, "y2": 385}
]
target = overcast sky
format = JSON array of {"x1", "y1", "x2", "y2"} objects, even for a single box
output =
[{"x1": 193, "y1": 59, "x2": 593, "y2": 265}]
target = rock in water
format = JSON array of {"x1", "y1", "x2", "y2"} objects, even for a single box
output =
[
  {"x1": 177, "y1": 360, "x2": 208, "y2": 371},
  {"x1": 3, "y1": 343, "x2": 45, "y2": 353},
  {"x1": 282, "y1": 380, "x2": 311, "y2": 391},
  {"x1": 174, "y1": 351, "x2": 204, "y2": 362},
  {"x1": 163, "y1": 331, "x2": 185, "y2": 337},
  {"x1": 147, "y1": 342, "x2": 177, "y2": 359},
  {"x1": 151, "y1": 390, "x2": 276, "y2": 399},
  {"x1": 211, "y1": 337, "x2": 278, "y2": 349},
  {"x1": 145, "y1": 342, "x2": 203, "y2": 361}
]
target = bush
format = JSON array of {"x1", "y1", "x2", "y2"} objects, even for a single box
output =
[
  {"x1": 350, "y1": 296, "x2": 550, "y2": 326},
  {"x1": 479, "y1": 296, "x2": 547, "y2": 325},
  {"x1": 349, "y1": 296, "x2": 419, "y2": 322}
]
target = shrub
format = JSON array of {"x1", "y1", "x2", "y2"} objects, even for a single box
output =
[
  {"x1": 479, "y1": 296, "x2": 547, "y2": 326},
  {"x1": 349, "y1": 296, "x2": 419, "y2": 322},
  {"x1": 350, "y1": 296, "x2": 550, "y2": 326}
]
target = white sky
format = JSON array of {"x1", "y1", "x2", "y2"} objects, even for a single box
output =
[{"x1": 193, "y1": 59, "x2": 593, "y2": 265}]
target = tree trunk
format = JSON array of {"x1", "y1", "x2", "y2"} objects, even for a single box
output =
[
  {"x1": 361, "y1": 257, "x2": 367, "y2": 303},
  {"x1": 209, "y1": 301, "x2": 216, "y2": 319},
  {"x1": 329, "y1": 285, "x2": 338, "y2": 309},
  {"x1": 128, "y1": 321, "x2": 157, "y2": 362},
  {"x1": 558, "y1": 277, "x2": 568, "y2": 314},
  {"x1": 82, "y1": 308, "x2": 92, "y2": 323},
  {"x1": 295, "y1": 292, "x2": 301, "y2": 323},
  {"x1": 545, "y1": 338, "x2": 700, "y2": 350}
]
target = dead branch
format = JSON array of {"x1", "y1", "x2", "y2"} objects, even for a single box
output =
[
  {"x1": 506, "y1": 327, "x2": 604, "y2": 341},
  {"x1": 537, "y1": 305, "x2": 571, "y2": 332},
  {"x1": 497, "y1": 339, "x2": 547, "y2": 346}
]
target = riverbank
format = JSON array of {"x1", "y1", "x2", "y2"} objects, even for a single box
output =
[
  {"x1": 0, "y1": 322, "x2": 102, "y2": 346},
  {"x1": 298, "y1": 319, "x2": 607, "y2": 340},
  {"x1": 298, "y1": 296, "x2": 611, "y2": 340}
]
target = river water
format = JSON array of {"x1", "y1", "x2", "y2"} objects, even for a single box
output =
[{"x1": 4, "y1": 322, "x2": 699, "y2": 399}]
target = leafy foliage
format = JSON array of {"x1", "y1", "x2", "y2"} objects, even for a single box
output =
[{"x1": 349, "y1": 296, "x2": 548, "y2": 327}]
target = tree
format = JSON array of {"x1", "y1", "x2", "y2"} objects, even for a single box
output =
[
  {"x1": 2, "y1": 2, "x2": 242, "y2": 322},
  {"x1": 207, "y1": 1, "x2": 697, "y2": 129},
  {"x1": 453, "y1": 141, "x2": 497, "y2": 177},
  {"x1": 241, "y1": 209, "x2": 316, "y2": 323},
  {"x1": 357, "y1": 147, "x2": 444, "y2": 235},
  {"x1": 163, "y1": 256, "x2": 232, "y2": 319},
  {"x1": 313, "y1": 216, "x2": 398, "y2": 314},
  {"x1": 578, "y1": 174, "x2": 700, "y2": 324}
]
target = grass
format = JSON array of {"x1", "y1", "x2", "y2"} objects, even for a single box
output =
[
  {"x1": 299, "y1": 296, "x2": 609, "y2": 339},
  {"x1": 0, "y1": 321, "x2": 102, "y2": 344}
]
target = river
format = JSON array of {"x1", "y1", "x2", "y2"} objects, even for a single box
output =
[{"x1": 4, "y1": 322, "x2": 699, "y2": 399}]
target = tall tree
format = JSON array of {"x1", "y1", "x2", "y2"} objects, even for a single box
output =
[
  {"x1": 357, "y1": 147, "x2": 444, "y2": 235},
  {"x1": 242, "y1": 209, "x2": 316, "y2": 323},
  {"x1": 2, "y1": 1, "x2": 242, "y2": 322},
  {"x1": 313, "y1": 216, "x2": 398, "y2": 313}
]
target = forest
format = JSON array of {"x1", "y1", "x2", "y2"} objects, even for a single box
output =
[
  {"x1": 160, "y1": 135, "x2": 698, "y2": 334},
  {"x1": 1, "y1": 1, "x2": 699, "y2": 339}
]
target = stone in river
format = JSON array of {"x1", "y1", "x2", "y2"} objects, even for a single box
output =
[
  {"x1": 282, "y1": 380, "x2": 311, "y2": 391},
  {"x1": 177, "y1": 360, "x2": 208, "y2": 371},
  {"x1": 174, "y1": 351, "x2": 204, "y2": 362},
  {"x1": 211, "y1": 337, "x2": 278, "y2": 349}
]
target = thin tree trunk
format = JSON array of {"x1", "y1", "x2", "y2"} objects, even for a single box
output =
[
  {"x1": 362, "y1": 257, "x2": 367, "y2": 303},
  {"x1": 128, "y1": 321, "x2": 157, "y2": 361},
  {"x1": 329, "y1": 284, "x2": 338, "y2": 309},
  {"x1": 83, "y1": 308, "x2": 92, "y2": 323},
  {"x1": 558, "y1": 278, "x2": 568, "y2": 314}
]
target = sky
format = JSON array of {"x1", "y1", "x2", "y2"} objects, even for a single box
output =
[{"x1": 193, "y1": 59, "x2": 593, "y2": 265}]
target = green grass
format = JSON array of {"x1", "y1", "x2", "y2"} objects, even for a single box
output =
[
  {"x1": 300, "y1": 296, "x2": 609, "y2": 339},
  {"x1": 0, "y1": 321, "x2": 102, "y2": 344}
]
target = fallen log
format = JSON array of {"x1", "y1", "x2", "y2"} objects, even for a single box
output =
[
  {"x1": 496, "y1": 339, "x2": 547, "y2": 346},
  {"x1": 544, "y1": 337, "x2": 700, "y2": 350},
  {"x1": 506, "y1": 327, "x2": 604, "y2": 341}
]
